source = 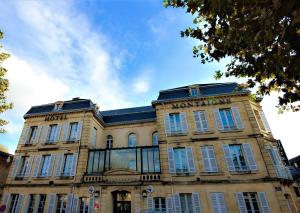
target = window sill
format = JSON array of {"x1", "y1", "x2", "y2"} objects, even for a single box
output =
[
  {"x1": 200, "y1": 171, "x2": 224, "y2": 176},
  {"x1": 33, "y1": 176, "x2": 50, "y2": 179},
  {"x1": 44, "y1": 141, "x2": 58, "y2": 145},
  {"x1": 171, "y1": 172, "x2": 196, "y2": 176},
  {"x1": 23, "y1": 143, "x2": 34, "y2": 147},
  {"x1": 220, "y1": 128, "x2": 243, "y2": 133},
  {"x1": 58, "y1": 175, "x2": 74, "y2": 179},
  {"x1": 193, "y1": 130, "x2": 214, "y2": 135},
  {"x1": 230, "y1": 170, "x2": 256, "y2": 175},
  {"x1": 167, "y1": 132, "x2": 188, "y2": 137},
  {"x1": 15, "y1": 176, "x2": 26, "y2": 180}
]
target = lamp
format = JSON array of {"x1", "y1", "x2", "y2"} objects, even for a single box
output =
[{"x1": 142, "y1": 190, "x2": 147, "y2": 198}]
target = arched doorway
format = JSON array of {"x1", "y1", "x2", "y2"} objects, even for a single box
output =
[{"x1": 112, "y1": 190, "x2": 131, "y2": 213}]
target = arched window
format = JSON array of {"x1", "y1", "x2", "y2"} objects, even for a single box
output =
[
  {"x1": 152, "y1": 131, "x2": 158, "y2": 146},
  {"x1": 107, "y1": 135, "x2": 113, "y2": 149},
  {"x1": 128, "y1": 133, "x2": 137, "y2": 147}
]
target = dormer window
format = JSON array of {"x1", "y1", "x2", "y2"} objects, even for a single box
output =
[
  {"x1": 190, "y1": 87, "x2": 199, "y2": 97},
  {"x1": 54, "y1": 102, "x2": 64, "y2": 111}
]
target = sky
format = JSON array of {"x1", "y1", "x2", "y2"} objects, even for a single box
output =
[{"x1": 0, "y1": 0, "x2": 299, "y2": 158}]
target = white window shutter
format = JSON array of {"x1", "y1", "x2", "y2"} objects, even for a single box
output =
[
  {"x1": 54, "y1": 125, "x2": 61, "y2": 142},
  {"x1": 167, "y1": 148, "x2": 176, "y2": 173},
  {"x1": 213, "y1": 109, "x2": 224, "y2": 130},
  {"x1": 231, "y1": 107, "x2": 244, "y2": 129},
  {"x1": 72, "y1": 196, "x2": 79, "y2": 213},
  {"x1": 2, "y1": 193, "x2": 11, "y2": 208},
  {"x1": 66, "y1": 193, "x2": 74, "y2": 213},
  {"x1": 24, "y1": 195, "x2": 31, "y2": 213},
  {"x1": 270, "y1": 146, "x2": 284, "y2": 178},
  {"x1": 235, "y1": 193, "x2": 247, "y2": 213},
  {"x1": 47, "y1": 193, "x2": 57, "y2": 213},
  {"x1": 76, "y1": 121, "x2": 83, "y2": 141},
  {"x1": 15, "y1": 194, "x2": 24, "y2": 213},
  {"x1": 62, "y1": 123, "x2": 70, "y2": 141},
  {"x1": 147, "y1": 196, "x2": 154, "y2": 210},
  {"x1": 33, "y1": 156, "x2": 42, "y2": 177},
  {"x1": 180, "y1": 112, "x2": 188, "y2": 133},
  {"x1": 88, "y1": 196, "x2": 94, "y2": 213},
  {"x1": 55, "y1": 154, "x2": 64, "y2": 176},
  {"x1": 24, "y1": 157, "x2": 34, "y2": 177},
  {"x1": 186, "y1": 147, "x2": 196, "y2": 173},
  {"x1": 259, "y1": 111, "x2": 271, "y2": 132},
  {"x1": 48, "y1": 155, "x2": 56, "y2": 177},
  {"x1": 173, "y1": 193, "x2": 182, "y2": 213},
  {"x1": 192, "y1": 192, "x2": 201, "y2": 213},
  {"x1": 242, "y1": 143, "x2": 257, "y2": 171},
  {"x1": 164, "y1": 113, "x2": 171, "y2": 135},
  {"x1": 200, "y1": 111, "x2": 209, "y2": 131},
  {"x1": 258, "y1": 192, "x2": 271, "y2": 213},
  {"x1": 210, "y1": 193, "x2": 227, "y2": 213},
  {"x1": 91, "y1": 128, "x2": 97, "y2": 146},
  {"x1": 33, "y1": 126, "x2": 42, "y2": 144},
  {"x1": 201, "y1": 146, "x2": 218, "y2": 172},
  {"x1": 70, "y1": 153, "x2": 78, "y2": 177},
  {"x1": 11, "y1": 156, "x2": 21, "y2": 177},
  {"x1": 21, "y1": 127, "x2": 30, "y2": 144},
  {"x1": 41, "y1": 126, "x2": 49, "y2": 144},
  {"x1": 222, "y1": 145, "x2": 235, "y2": 172},
  {"x1": 166, "y1": 197, "x2": 173, "y2": 213}
]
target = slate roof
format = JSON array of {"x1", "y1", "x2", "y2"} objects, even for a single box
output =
[
  {"x1": 156, "y1": 82, "x2": 247, "y2": 102},
  {"x1": 24, "y1": 82, "x2": 247, "y2": 125}
]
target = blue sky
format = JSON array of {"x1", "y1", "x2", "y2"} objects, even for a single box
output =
[{"x1": 0, "y1": 0, "x2": 299, "y2": 158}]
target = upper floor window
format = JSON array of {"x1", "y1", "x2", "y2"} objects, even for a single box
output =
[
  {"x1": 152, "y1": 132, "x2": 158, "y2": 146},
  {"x1": 200, "y1": 146, "x2": 218, "y2": 172},
  {"x1": 223, "y1": 143, "x2": 257, "y2": 172},
  {"x1": 54, "y1": 102, "x2": 63, "y2": 111},
  {"x1": 68, "y1": 122, "x2": 78, "y2": 141},
  {"x1": 56, "y1": 153, "x2": 78, "y2": 177},
  {"x1": 128, "y1": 133, "x2": 137, "y2": 147},
  {"x1": 17, "y1": 156, "x2": 30, "y2": 178},
  {"x1": 214, "y1": 107, "x2": 243, "y2": 131},
  {"x1": 40, "y1": 155, "x2": 52, "y2": 177},
  {"x1": 164, "y1": 112, "x2": 188, "y2": 135},
  {"x1": 48, "y1": 124, "x2": 58, "y2": 143},
  {"x1": 27, "y1": 126, "x2": 37, "y2": 144},
  {"x1": 190, "y1": 87, "x2": 199, "y2": 97},
  {"x1": 168, "y1": 147, "x2": 195, "y2": 174},
  {"x1": 193, "y1": 111, "x2": 209, "y2": 132},
  {"x1": 32, "y1": 155, "x2": 55, "y2": 178},
  {"x1": 107, "y1": 135, "x2": 113, "y2": 149},
  {"x1": 62, "y1": 154, "x2": 73, "y2": 176},
  {"x1": 254, "y1": 109, "x2": 271, "y2": 133}
]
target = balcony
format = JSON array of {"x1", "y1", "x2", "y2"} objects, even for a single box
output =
[{"x1": 83, "y1": 173, "x2": 161, "y2": 183}]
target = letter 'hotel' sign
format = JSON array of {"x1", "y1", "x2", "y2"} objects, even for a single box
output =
[
  {"x1": 171, "y1": 98, "x2": 231, "y2": 109},
  {"x1": 45, "y1": 113, "x2": 67, "y2": 121}
]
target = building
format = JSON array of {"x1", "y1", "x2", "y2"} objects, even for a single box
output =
[
  {"x1": 1, "y1": 82, "x2": 299, "y2": 213},
  {"x1": 289, "y1": 155, "x2": 300, "y2": 202},
  {"x1": 0, "y1": 147, "x2": 13, "y2": 204}
]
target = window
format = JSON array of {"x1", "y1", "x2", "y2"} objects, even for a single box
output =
[
  {"x1": 219, "y1": 108, "x2": 236, "y2": 129},
  {"x1": 79, "y1": 197, "x2": 90, "y2": 212},
  {"x1": 56, "y1": 194, "x2": 67, "y2": 213},
  {"x1": 164, "y1": 112, "x2": 188, "y2": 135},
  {"x1": 174, "y1": 148, "x2": 188, "y2": 173},
  {"x1": 229, "y1": 145, "x2": 247, "y2": 171},
  {"x1": 48, "y1": 124, "x2": 58, "y2": 143},
  {"x1": 54, "y1": 102, "x2": 63, "y2": 111},
  {"x1": 87, "y1": 147, "x2": 160, "y2": 174},
  {"x1": 152, "y1": 132, "x2": 158, "y2": 146},
  {"x1": 190, "y1": 87, "x2": 199, "y2": 97},
  {"x1": 243, "y1": 193, "x2": 260, "y2": 212},
  {"x1": 17, "y1": 156, "x2": 30, "y2": 177},
  {"x1": 201, "y1": 146, "x2": 218, "y2": 172},
  {"x1": 26, "y1": 194, "x2": 46, "y2": 213},
  {"x1": 168, "y1": 147, "x2": 195, "y2": 173},
  {"x1": 211, "y1": 193, "x2": 227, "y2": 213},
  {"x1": 91, "y1": 127, "x2": 97, "y2": 146},
  {"x1": 194, "y1": 111, "x2": 209, "y2": 132},
  {"x1": 180, "y1": 194, "x2": 193, "y2": 213},
  {"x1": 236, "y1": 192, "x2": 271, "y2": 213},
  {"x1": 62, "y1": 154, "x2": 73, "y2": 176},
  {"x1": 27, "y1": 126, "x2": 37, "y2": 144},
  {"x1": 154, "y1": 197, "x2": 166, "y2": 212},
  {"x1": 40, "y1": 155, "x2": 51, "y2": 177},
  {"x1": 254, "y1": 109, "x2": 271, "y2": 133},
  {"x1": 68, "y1": 122, "x2": 78, "y2": 141},
  {"x1": 128, "y1": 133, "x2": 137, "y2": 147},
  {"x1": 169, "y1": 113, "x2": 182, "y2": 133},
  {"x1": 8, "y1": 194, "x2": 20, "y2": 213},
  {"x1": 107, "y1": 135, "x2": 113, "y2": 149}
]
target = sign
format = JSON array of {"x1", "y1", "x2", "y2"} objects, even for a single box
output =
[
  {"x1": 146, "y1": 185, "x2": 154, "y2": 193},
  {"x1": 44, "y1": 113, "x2": 67, "y2": 121},
  {"x1": 94, "y1": 201, "x2": 100, "y2": 210},
  {"x1": 88, "y1": 186, "x2": 95, "y2": 194},
  {"x1": 171, "y1": 98, "x2": 231, "y2": 109}
]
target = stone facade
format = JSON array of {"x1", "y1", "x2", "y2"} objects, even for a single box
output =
[{"x1": 1, "y1": 83, "x2": 299, "y2": 213}]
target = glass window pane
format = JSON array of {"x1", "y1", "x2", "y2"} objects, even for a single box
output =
[
  {"x1": 88, "y1": 152, "x2": 94, "y2": 174},
  {"x1": 93, "y1": 151, "x2": 99, "y2": 172},
  {"x1": 110, "y1": 149, "x2": 137, "y2": 170},
  {"x1": 152, "y1": 132, "x2": 158, "y2": 145},
  {"x1": 142, "y1": 149, "x2": 148, "y2": 173}
]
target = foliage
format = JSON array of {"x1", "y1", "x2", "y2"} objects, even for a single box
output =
[
  {"x1": 0, "y1": 31, "x2": 13, "y2": 133},
  {"x1": 164, "y1": 0, "x2": 300, "y2": 111}
]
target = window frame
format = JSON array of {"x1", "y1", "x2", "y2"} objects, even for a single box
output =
[
  {"x1": 243, "y1": 192, "x2": 261, "y2": 213},
  {"x1": 219, "y1": 108, "x2": 236, "y2": 130},
  {"x1": 62, "y1": 154, "x2": 73, "y2": 176},
  {"x1": 152, "y1": 131, "x2": 158, "y2": 146},
  {"x1": 173, "y1": 148, "x2": 188, "y2": 173},
  {"x1": 128, "y1": 133, "x2": 137, "y2": 147},
  {"x1": 40, "y1": 155, "x2": 51, "y2": 177},
  {"x1": 229, "y1": 144, "x2": 248, "y2": 171},
  {"x1": 106, "y1": 135, "x2": 113, "y2": 149},
  {"x1": 27, "y1": 126, "x2": 38, "y2": 145},
  {"x1": 179, "y1": 193, "x2": 193, "y2": 213},
  {"x1": 68, "y1": 122, "x2": 78, "y2": 141},
  {"x1": 154, "y1": 197, "x2": 166, "y2": 212},
  {"x1": 47, "y1": 124, "x2": 58, "y2": 143}
]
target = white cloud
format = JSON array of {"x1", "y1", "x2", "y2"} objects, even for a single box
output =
[
  {"x1": 132, "y1": 70, "x2": 152, "y2": 94},
  {"x1": 261, "y1": 94, "x2": 300, "y2": 158}
]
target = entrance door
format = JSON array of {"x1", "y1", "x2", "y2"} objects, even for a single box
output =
[{"x1": 112, "y1": 191, "x2": 131, "y2": 213}]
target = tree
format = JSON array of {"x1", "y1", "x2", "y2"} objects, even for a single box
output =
[
  {"x1": 0, "y1": 31, "x2": 12, "y2": 133},
  {"x1": 164, "y1": 0, "x2": 300, "y2": 111}
]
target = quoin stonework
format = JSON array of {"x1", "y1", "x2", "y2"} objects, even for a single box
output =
[{"x1": 1, "y1": 82, "x2": 299, "y2": 213}]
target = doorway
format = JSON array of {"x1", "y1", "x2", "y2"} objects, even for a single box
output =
[{"x1": 112, "y1": 191, "x2": 131, "y2": 213}]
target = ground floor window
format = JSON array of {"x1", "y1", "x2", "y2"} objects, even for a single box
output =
[
  {"x1": 79, "y1": 197, "x2": 90, "y2": 213},
  {"x1": 27, "y1": 194, "x2": 46, "y2": 213},
  {"x1": 8, "y1": 194, "x2": 19, "y2": 213},
  {"x1": 243, "y1": 193, "x2": 260, "y2": 213},
  {"x1": 56, "y1": 194, "x2": 67, "y2": 213},
  {"x1": 154, "y1": 197, "x2": 166, "y2": 212},
  {"x1": 180, "y1": 193, "x2": 193, "y2": 213}
]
